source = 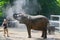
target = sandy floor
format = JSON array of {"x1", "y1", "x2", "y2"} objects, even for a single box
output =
[{"x1": 0, "y1": 27, "x2": 60, "y2": 40}]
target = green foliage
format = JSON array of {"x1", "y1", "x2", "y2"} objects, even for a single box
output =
[
  {"x1": 0, "y1": 0, "x2": 10, "y2": 17},
  {"x1": 56, "y1": 0, "x2": 60, "y2": 6},
  {"x1": 37, "y1": 0, "x2": 60, "y2": 18},
  {"x1": 0, "y1": 1, "x2": 5, "y2": 7},
  {"x1": 0, "y1": 11, "x2": 2, "y2": 17}
]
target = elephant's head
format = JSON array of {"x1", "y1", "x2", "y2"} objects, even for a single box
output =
[{"x1": 13, "y1": 13, "x2": 29, "y2": 23}]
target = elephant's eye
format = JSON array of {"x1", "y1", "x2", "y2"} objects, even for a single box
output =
[{"x1": 13, "y1": 14, "x2": 17, "y2": 18}]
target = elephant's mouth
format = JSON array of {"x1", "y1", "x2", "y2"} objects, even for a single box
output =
[{"x1": 19, "y1": 21, "x2": 24, "y2": 24}]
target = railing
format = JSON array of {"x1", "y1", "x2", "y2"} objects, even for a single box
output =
[{"x1": 50, "y1": 15, "x2": 60, "y2": 32}]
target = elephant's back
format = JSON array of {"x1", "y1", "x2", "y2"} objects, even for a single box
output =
[{"x1": 30, "y1": 17, "x2": 49, "y2": 30}]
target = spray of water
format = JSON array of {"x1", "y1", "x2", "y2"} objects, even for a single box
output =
[
  {"x1": 13, "y1": 0, "x2": 41, "y2": 15},
  {"x1": 13, "y1": 0, "x2": 26, "y2": 14},
  {"x1": 6, "y1": 6, "x2": 14, "y2": 20}
]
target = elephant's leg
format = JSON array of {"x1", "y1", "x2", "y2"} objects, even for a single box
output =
[
  {"x1": 48, "y1": 29, "x2": 51, "y2": 34},
  {"x1": 41, "y1": 30, "x2": 44, "y2": 37},
  {"x1": 43, "y1": 27, "x2": 47, "y2": 39},
  {"x1": 41, "y1": 27, "x2": 47, "y2": 39},
  {"x1": 27, "y1": 27, "x2": 31, "y2": 38}
]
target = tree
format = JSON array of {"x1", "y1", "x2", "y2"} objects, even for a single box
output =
[{"x1": 37, "y1": 0, "x2": 60, "y2": 18}]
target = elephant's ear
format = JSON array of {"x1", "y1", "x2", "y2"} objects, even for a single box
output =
[
  {"x1": 27, "y1": 15, "x2": 32, "y2": 20},
  {"x1": 21, "y1": 14, "x2": 28, "y2": 18}
]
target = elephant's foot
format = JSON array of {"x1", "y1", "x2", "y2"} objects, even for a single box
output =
[
  {"x1": 43, "y1": 36, "x2": 47, "y2": 39},
  {"x1": 41, "y1": 35, "x2": 44, "y2": 37},
  {"x1": 28, "y1": 36, "x2": 31, "y2": 38},
  {"x1": 41, "y1": 35, "x2": 47, "y2": 39}
]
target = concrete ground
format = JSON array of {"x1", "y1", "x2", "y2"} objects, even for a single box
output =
[{"x1": 0, "y1": 26, "x2": 60, "y2": 40}]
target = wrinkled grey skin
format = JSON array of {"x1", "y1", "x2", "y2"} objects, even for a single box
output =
[{"x1": 13, "y1": 13, "x2": 49, "y2": 39}]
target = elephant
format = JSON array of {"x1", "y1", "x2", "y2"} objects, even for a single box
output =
[{"x1": 13, "y1": 13, "x2": 49, "y2": 39}]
